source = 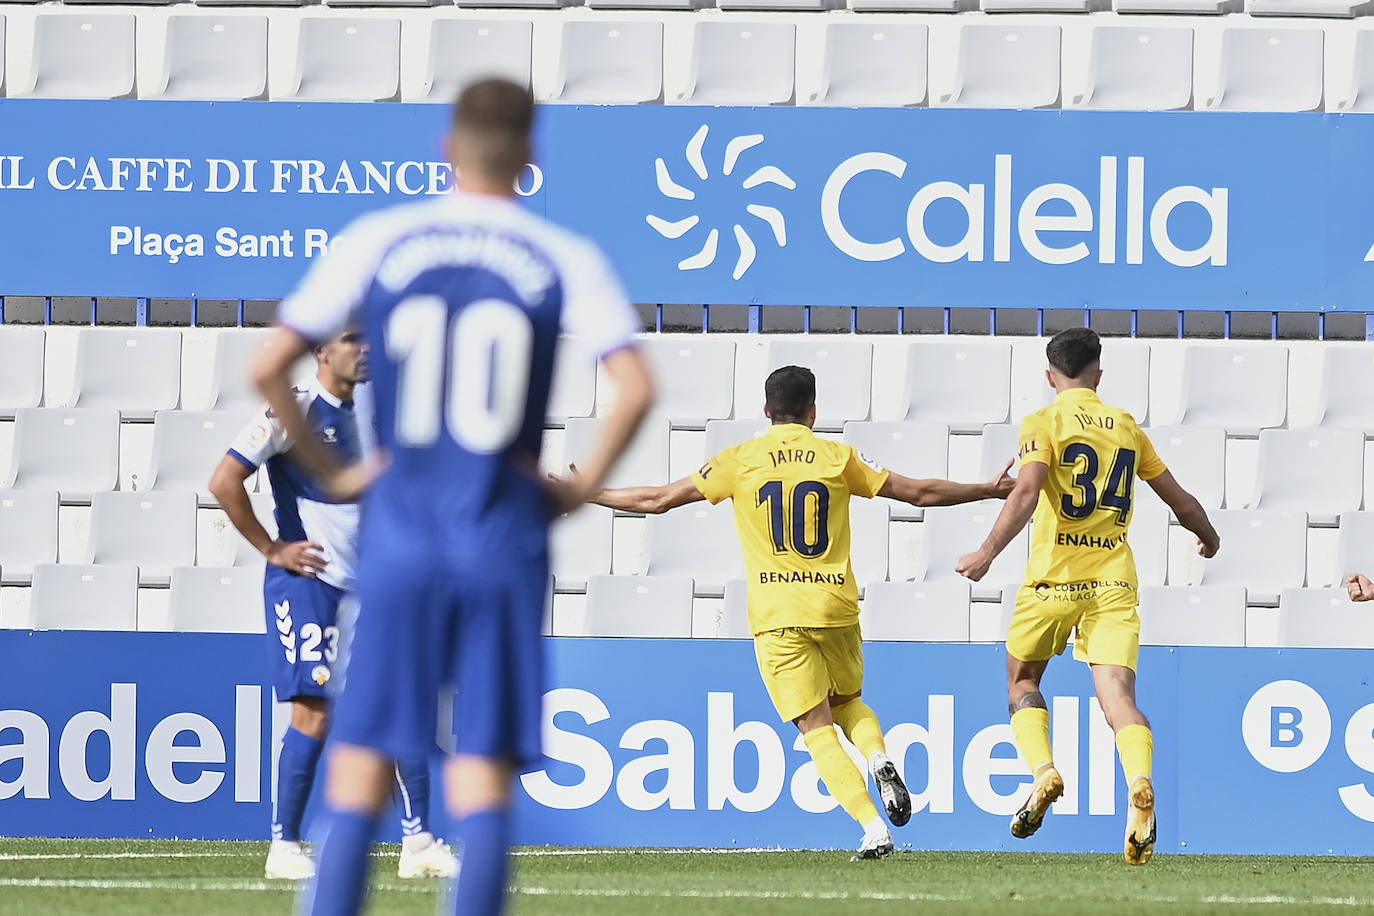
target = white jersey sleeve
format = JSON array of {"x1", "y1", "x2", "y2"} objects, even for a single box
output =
[
  {"x1": 353, "y1": 381, "x2": 379, "y2": 457},
  {"x1": 226, "y1": 402, "x2": 291, "y2": 470},
  {"x1": 557, "y1": 238, "x2": 640, "y2": 359},
  {"x1": 277, "y1": 213, "x2": 391, "y2": 345}
]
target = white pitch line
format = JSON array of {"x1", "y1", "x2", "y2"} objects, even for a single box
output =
[{"x1": 0, "y1": 847, "x2": 794, "y2": 863}]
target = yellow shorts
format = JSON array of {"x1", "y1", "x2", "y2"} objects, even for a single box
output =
[
  {"x1": 753, "y1": 624, "x2": 865, "y2": 723},
  {"x1": 1007, "y1": 581, "x2": 1140, "y2": 671}
]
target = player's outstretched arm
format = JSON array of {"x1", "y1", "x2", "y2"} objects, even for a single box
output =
[
  {"x1": 1144, "y1": 470, "x2": 1221, "y2": 559},
  {"x1": 955, "y1": 462, "x2": 1048, "y2": 581},
  {"x1": 877, "y1": 460, "x2": 1015, "y2": 509},
  {"x1": 208, "y1": 454, "x2": 325, "y2": 577},
  {"x1": 550, "y1": 466, "x2": 706, "y2": 515}
]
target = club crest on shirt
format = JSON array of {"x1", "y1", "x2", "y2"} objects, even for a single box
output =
[
  {"x1": 859, "y1": 452, "x2": 885, "y2": 473},
  {"x1": 312, "y1": 665, "x2": 331, "y2": 686},
  {"x1": 248, "y1": 424, "x2": 270, "y2": 448},
  {"x1": 321, "y1": 426, "x2": 338, "y2": 444}
]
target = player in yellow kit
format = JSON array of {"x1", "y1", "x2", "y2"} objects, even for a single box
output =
[
  {"x1": 557, "y1": 366, "x2": 1013, "y2": 858},
  {"x1": 956, "y1": 328, "x2": 1221, "y2": 866}
]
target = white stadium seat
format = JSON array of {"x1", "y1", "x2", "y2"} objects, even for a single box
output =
[
  {"x1": 1114, "y1": 0, "x2": 1241, "y2": 10},
  {"x1": 721, "y1": 579, "x2": 751, "y2": 638},
  {"x1": 1311, "y1": 345, "x2": 1374, "y2": 428},
  {"x1": 641, "y1": 337, "x2": 735, "y2": 427},
  {"x1": 1251, "y1": 0, "x2": 1372, "y2": 15},
  {"x1": 146, "y1": 410, "x2": 240, "y2": 505},
  {"x1": 919, "y1": 501, "x2": 1028, "y2": 600},
  {"x1": 680, "y1": 22, "x2": 795, "y2": 105},
  {"x1": 206, "y1": 329, "x2": 273, "y2": 413},
  {"x1": 901, "y1": 340, "x2": 1010, "y2": 434},
  {"x1": 88, "y1": 491, "x2": 197, "y2": 586},
  {"x1": 564, "y1": 416, "x2": 669, "y2": 490},
  {"x1": 233, "y1": 492, "x2": 279, "y2": 568},
  {"x1": 1248, "y1": 428, "x2": 1364, "y2": 525},
  {"x1": 29, "y1": 564, "x2": 138, "y2": 631},
  {"x1": 1169, "y1": 346, "x2": 1288, "y2": 436},
  {"x1": 1097, "y1": 340, "x2": 1153, "y2": 423},
  {"x1": 979, "y1": 424, "x2": 1021, "y2": 483},
  {"x1": 148, "y1": 15, "x2": 268, "y2": 100},
  {"x1": 1139, "y1": 585, "x2": 1247, "y2": 647},
  {"x1": 1131, "y1": 500, "x2": 1169, "y2": 587},
  {"x1": 0, "y1": 17, "x2": 5, "y2": 97},
  {"x1": 1336, "y1": 512, "x2": 1374, "y2": 584},
  {"x1": 1138, "y1": 425, "x2": 1226, "y2": 511},
  {"x1": 843, "y1": 421, "x2": 949, "y2": 520},
  {"x1": 0, "y1": 489, "x2": 58, "y2": 585},
  {"x1": 1207, "y1": 28, "x2": 1324, "y2": 112},
  {"x1": 167, "y1": 566, "x2": 266, "y2": 633},
  {"x1": 412, "y1": 20, "x2": 532, "y2": 102},
  {"x1": 551, "y1": 504, "x2": 613, "y2": 591},
  {"x1": 861, "y1": 580, "x2": 972, "y2": 641},
  {"x1": 646, "y1": 502, "x2": 745, "y2": 595},
  {"x1": 767, "y1": 340, "x2": 872, "y2": 431},
  {"x1": 28, "y1": 14, "x2": 135, "y2": 99},
  {"x1": 284, "y1": 17, "x2": 400, "y2": 102},
  {"x1": 1277, "y1": 588, "x2": 1374, "y2": 649},
  {"x1": 704, "y1": 418, "x2": 770, "y2": 460},
  {"x1": 984, "y1": 0, "x2": 1092, "y2": 11},
  {"x1": 5, "y1": 408, "x2": 120, "y2": 502},
  {"x1": 942, "y1": 25, "x2": 1061, "y2": 109},
  {"x1": 1193, "y1": 510, "x2": 1306, "y2": 605},
  {"x1": 812, "y1": 23, "x2": 927, "y2": 107},
  {"x1": 1077, "y1": 27, "x2": 1193, "y2": 112},
  {"x1": 554, "y1": 21, "x2": 663, "y2": 104},
  {"x1": 0, "y1": 327, "x2": 44, "y2": 419},
  {"x1": 850, "y1": 497, "x2": 890, "y2": 589},
  {"x1": 68, "y1": 328, "x2": 181, "y2": 420},
  {"x1": 546, "y1": 337, "x2": 598, "y2": 425},
  {"x1": 1339, "y1": 30, "x2": 1374, "y2": 111},
  {"x1": 583, "y1": 575, "x2": 694, "y2": 637}
]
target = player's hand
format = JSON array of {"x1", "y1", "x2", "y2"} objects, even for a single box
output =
[
  {"x1": 1347, "y1": 573, "x2": 1374, "y2": 603},
  {"x1": 956, "y1": 548, "x2": 994, "y2": 582},
  {"x1": 1196, "y1": 533, "x2": 1221, "y2": 559},
  {"x1": 987, "y1": 459, "x2": 1016, "y2": 500},
  {"x1": 545, "y1": 463, "x2": 593, "y2": 516},
  {"x1": 266, "y1": 539, "x2": 327, "y2": 577},
  {"x1": 324, "y1": 453, "x2": 388, "y2": 502}
]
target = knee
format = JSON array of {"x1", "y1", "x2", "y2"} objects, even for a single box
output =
[
  {"x1": 1100, "y1": 698, "x2": 1147, "y2": 732},
  {"x1": 291, "y1": 700, "x2": 329, "y2": 740}
]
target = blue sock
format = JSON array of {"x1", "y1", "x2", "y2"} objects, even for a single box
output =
[
  {"x1": 394, "y1": 757, "x2": 431, "y2": 839},
  {"x1": 303, "y1": 808, "x2": 376, "y2": 916},
  {"x1": 273, "y1": 727, "x2": 324, "y2": 842},
  {"x1": 451, "y1": 809, "x2": 511, "y2": 916}
]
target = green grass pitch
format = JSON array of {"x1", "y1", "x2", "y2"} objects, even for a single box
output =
[{"x1": 1, "y1": 838, "x2": 1371, "y2": 914}]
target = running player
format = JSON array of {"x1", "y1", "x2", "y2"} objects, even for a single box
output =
[
  {"x1": 208, "y1": 330, "x2": 457, "y2": 881},
  {"x1": 955, "y1": 327, "x2": 1220, "y2": 866},
  {"x1": 247, "y1": 79, "x2": 654, "y2": 915},
  {"x1": 555, "y1": 365, "x2": 1014, "y2": 859}
]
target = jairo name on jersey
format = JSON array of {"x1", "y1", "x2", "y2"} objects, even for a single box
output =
[
  {"x1": 759, "y1": 571, "x2": 846, "y2": 585},
  {"x1": 769, "y1": 449, "x2": 817, "y2": 468},
  {"x1": 109, "y1": 226, "x2": 336, "y2": 264},
  {"x1": 1055, "y1": 533, "x2": 1125, "y2": 550}
]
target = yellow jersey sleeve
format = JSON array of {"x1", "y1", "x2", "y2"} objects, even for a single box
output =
[
  {"x1": 1136, "y1": 428, "x2": 1168, "y2": 481},
  {"x1": 692, "y1": 446, "x2": 739, "y2": 505},
  {"x1": 841, "y1": 447, "x2": 890, "y2": 499},
  {"x1": 1018, "y1": 412, "x2": 1052, "y2": 468}
]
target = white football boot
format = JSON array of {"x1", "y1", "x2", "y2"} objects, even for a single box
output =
[
  {"x1": 264, "y1": 839, "x2": 316, "y2": 880},
  {"x1": 398, "y1": 832, "x2": 460, "y2": 879},
  {"x1": 852, "y1": 821, "x2": 895, "y2": 861}
]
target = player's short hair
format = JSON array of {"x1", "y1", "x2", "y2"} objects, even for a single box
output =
[
  {"x1": 765, "y1": 365, "x2": 816, "y2": 423},
  {"x1": 452, "y1": 78, "x2": 536, "y2": 181},
  {"x1": 1046, "y1": 327, "x2": 1102, "y2": 379}
]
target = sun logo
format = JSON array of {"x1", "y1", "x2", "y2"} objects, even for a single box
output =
[{"x1": 647, "y1": 124, "x2": 796, "y2": 280}]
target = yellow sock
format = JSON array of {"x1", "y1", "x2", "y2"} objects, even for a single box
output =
[
  {"x1": 1010, "y1": 707, "x2": 1054, "y2": 773},
  {"x1": 831, "y1": 699, "x2": 886, "y2": 762},
  {"x1": 803, "y1": 727, "x2": 881, "y2": 827},
  {"x1": 1116, "y1": 724, "x2": 1154, "y2": 783}
]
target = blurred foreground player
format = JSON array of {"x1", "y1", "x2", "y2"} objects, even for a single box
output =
[
  {"x1": 556, "y1": 366, "x2": 1012, "y2": 858},
  {"x1": 956, "y1": 327, "x2": 1221, "y2": 865},
  {"x1": 209, "y1": 330, "x2": 457, "y2": 881},
  {"x1": 249, "y1": 79, "x2": 653, "y2": 915}
]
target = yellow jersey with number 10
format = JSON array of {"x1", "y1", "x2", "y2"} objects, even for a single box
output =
[
  {"x1": 1018, "y1": 388, "x2": 1167, "y2": 588},
  {"x1": 691, "y1": 423, "x2": 890, "y2": 635}
]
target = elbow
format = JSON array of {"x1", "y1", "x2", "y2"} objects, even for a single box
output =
[{"x1": 647, "y1": 493, "x2": 672, "y2": 515}]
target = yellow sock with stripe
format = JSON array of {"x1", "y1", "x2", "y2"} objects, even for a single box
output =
[
  {"x1": 1115, "y1": 724, "x2": 1154, "y2": 783},
  {"x1": 803, "y1": 727, "x2": 881, "y2": 827},
  {"x1": 1010, "y1": 707, "x2": 1054, "y2": 773},
  {"x1": 831, "y1": 699, "x2": 886, "y2": 762}
]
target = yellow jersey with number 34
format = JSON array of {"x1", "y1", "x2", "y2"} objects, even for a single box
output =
[
  {"x1": 692, "y1": 423, "x2": 890, "y2": 635},
  {"x1": 1018, "y1": 388, "x2": 1167, "y2": 588}
]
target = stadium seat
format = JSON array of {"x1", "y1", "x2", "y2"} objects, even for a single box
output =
[
  {"x1": 918, "y1": 501, "x2": 1028, "y2": 600},
  {"x1": 588, "y1": 0, "x2": 692, "y2": 10},
  {"x1": 88, "y1": 491, "x2": 197, "y2": 586},
  {"x1": 564, "y1": 416, "x2": 669, "y2": 490},
  {"x1": 900, "y1": 340, "x2": 1011, "y2": 434},
  {"x1": 1339, "y1": 30, "x2": 1374, "y2": 111},
  {"x1": 68, "y1": 328, "x2": 181, "y2": 420},
  {"x1": 145, "y1": 410, "x2": 240, "y2": 505},
  {"x1": 0, "y1": 17, "x2": 5, "y2": 94},
  {"x1": 766, "y1": 341, "x2": 871, "y2": 431},
  {"x1": 850, "y1": 498, "x2": 890, "y2": 588},
  {"x1": 205, "y1": 329, "x2": 273, "y2": 413},
  {"x1": 1310, "y1": 345, "x2": 1374, "y2": 428},
  {"x1": 167, "y1": 566, "x2": 266, "y2": 633},
  {"x1": 646, "y1": 502, "x2": 745, "y2": 595},
  {"x1": 29, "y1": 564, "x2": 138, "y2": 631},
  {"x1": 283, "y1": 18, "x2": 400, "y2": 102},
  {"x1": 1206, "y1": 28, "x2": 1324, "y2": 112},
  {"x1": 1114, "y1": 0, "x2": 1241, "y2": 10},
  {"x1": 546, "y1": 338, "x2": 598, "y2": 426},
  {"x1": 1137, "y1": 425, "x2": 1225, "y2": 511},
  {"x1": 27, "y1": 14, "x2": 135, "y2": 99},
  {"x1": 0, "y1": 490, "x2": 57, "y2": 585},
  {"x1": 983, "y1": 0, "x2": 1092, "y2": 10},
  {"x1": 551, "y1": 504, "x2": 612, "y2": 592},
  {"x1": 979, "y1": 424, "x2": 1021, "y2": 483},
  {"x1": 147, "y1": 15, "x2": 268, "y2": 100},
  {"x1": 1131, "y1": 500, "x2": 1169, "y2": 588},
  {"x1": 641, "y1": 337, "x2": 735, "y2": 427},
  {"x1": 1248, "y1": 428, "x2": 1363, "y2": 525},
  {"x1": 1075, "y1": 26, "x2": 1193, "y2": 111},
  {"x1": 0, "y1": 327, "x2": 44, "y2": 419},
  {"x1": 940, "y1": 25, "x2": 1060, "y2": 109},
  {"x1": 720, "y1": 579, "x2": 751, "y2": 638},
  {"x1": 411, "y1": 20, "x2": 532, "y2": 102},
  {"x1": 842, "y1": 421, "x2": 949, "y2": 520},
  {"x1": 1277, "y1": 588, "x2": 1374, "y2": 648},
  {"x1": 1098, "y1": 339, "x2": 1153, "y2": 423},
  {"x1": 553, "y1": 21, "x2": 663, "y2": 104},
  {"x1": 233, "y1": 492, "x2": 279, "y2": 568},
  {"x1": 811, "y1": 23, "x2": 927, "y2": 107},
  {"x1": 1169, "y1": 346, "x2": 1288, "y2": 436},
  {"x1": 679, "y1": 22, "x2": 794, "y2": 105},
  {"x1": 850, "y1": 0, "x2": 962, "y2": 9},
  {"x1": 1336, "y1": 512, "x2": 1374, "y2": 584},
  {"x1": 1138, "y1": 586, "x2": 1246, "y2": 647},
  {"x1": 1250, "y1": 0, "x2": 1370, "y2": 17},
  {"x1": 583, "y1": 575, "x2": 693, "y2": 637},
  {"x1": 861, "y1": 580, "x2": 972, "y2": 641},
  {"x1": 5, "y1": 408, "x2": 120, "y2": 502},
  {"x1": 704, "y1": 418, "x2": 770, "y2": 459},
  {"x1": 1193, "y1": 510, "x2": 1307, "y2": 605}
]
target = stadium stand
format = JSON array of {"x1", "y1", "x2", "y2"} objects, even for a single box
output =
[
  {"x1": 285, "y1": 17, "x2": 401, "y2": 102},
  {"x1": 1192, "y1": 509, "x2": 1308, "y2": 605},
  {"x1": 640, "y1": 336, "x2": 735, "y2": 427},
  {"x1": 900, "y1": 340, "x2": 1010, "y2": 434},
  {"x1": 68, "y1": 328, "x2": 180, "y2": 420},
  {"x1": 1139, "y1": 585, "x2": 1247, "y2": 646},
  {"x1": 861, "y1": 580, "x2": 972, "y2": 641},
  {"x1": 849, "y1": 497, "x2": 891, "y2": 588},
  {"x1": 26, "y1": 13, "x2": 134, "y2": 100},
  {"x1": 720, "y1": 579, "x2": 750, "y2": 638},
  {"x1": 87, "y1": 490, "x2": 197, "y2": 586},
  {"x1": 843, "y1": 420, "x2": 949, "y2": 519},
  {"x1": 554, "y1": 21, "x2": 664, "y2": 103},
  {"x1": 0, "y1": 326, "x2": 44, "y2": 419},
  {"x1": 145, "y1": 410, "x2": 246, "y2": 504},
  {"x1": 812, "y1": 22, "x2": 928, "y2": 106},
  {"x1": 918, "y1": 500, "x2": 1029, "y2": 600},
  {"x1": 546, "y1": 337, "x2": 598, "y2": 426},
  {"x1": 413, "y1": 19, "x2": 532, "y2": 102},
  {"x1": 582, "y1": 574, "x2": 694, "y2": 636},
  {"x1": 645, "y1": 501, "x2": 746, "y2": 595},
  {"x1": 1248, "y1": 427, "x2": 1364, "y2": 525},
  {"x1": 1075, "y1": 26, "x2": 1193, "y2": 110},
  {"x1": 704, "y1": 417, "x2": 770, "y2": 457},
  {"x1": 1206, "y1": 26, "x2": 1324, "y2": 111},
  {"x1": 1276, "y1": 586, "x2": 1374, "y2": 647},
  {"x1": 941, "y1": 24, "x2": 1061, "y2": 108},
  {"x1": 1169, "y1": 346, "x2": 1288, "y2": 436},
  {"x1": 766, "y1": 339, "x2": 872, "y2": 431},
  {"x1": 4, "y1": 407, "x2": 120, "y2": 502},
  {"x1": 0, "y1": 489, "x2": 57, "y2": 585},
  {"x1": 564, "y1": 415, "x2": 670, "y2": 489},
  {"x1": 148, "y1": 15, "x2": 269, "y2": 101},
  {"x1": 551, "y1": 503, "x2": 614, "y2": 591},
  {"x1": 28, "y1": 563, "x2": 138, "y2": 631},
  {"x1": 680, "y1": 21, "x2": 795, "y2": 104}
]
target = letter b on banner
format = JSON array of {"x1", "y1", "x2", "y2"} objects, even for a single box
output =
[{"x1": 1243, "y1": 680, "x2": 1331, "y2": 773}]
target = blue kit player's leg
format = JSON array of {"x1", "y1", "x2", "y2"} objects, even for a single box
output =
[{"x1": 395, "y1": 757, "x2": 459, "y2": 878}]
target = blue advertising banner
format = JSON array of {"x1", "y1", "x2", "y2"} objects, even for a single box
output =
[
  {"x1": 2, "y1": 631, "x2": 1373, "y2": 854},
  {"x1": 1, "y1": 101, "x2": 1371, "y2": 310}
]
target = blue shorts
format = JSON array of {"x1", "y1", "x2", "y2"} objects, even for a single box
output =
[
  {"x1": 331, "y1": 543, "x2": 549, "y2": 769},
  {"x1": 264, "y1": 566, "x2": 345, "y2": 702}
]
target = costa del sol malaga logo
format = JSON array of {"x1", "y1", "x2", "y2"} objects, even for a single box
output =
[{"x1": 647, "y1": 124, "x2": 796, "y2": 280}]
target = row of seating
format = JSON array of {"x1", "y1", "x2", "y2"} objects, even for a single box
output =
[{"x1": 3, "y1": 12, "x2": 1372, "y2": 109}]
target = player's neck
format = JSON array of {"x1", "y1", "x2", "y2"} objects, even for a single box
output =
[
  {"x1": 1054, "y1": 383, "x2": 1097, "y2": 395},
  {"x1": 456, "y1": 176, "x2": 517, "y2": 199},
  {"x1": 317, "y1": 372, "x2": 355, "y2": 404}
]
